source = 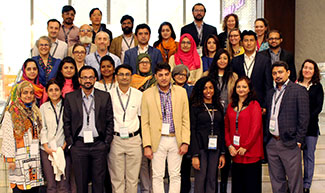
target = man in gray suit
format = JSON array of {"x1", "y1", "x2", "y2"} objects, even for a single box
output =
[{"x1": 265, "y1": 61, "x2": 309, "y2": 193}]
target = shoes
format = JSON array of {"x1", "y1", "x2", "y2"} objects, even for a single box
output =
[{"x1": 303, "y1": 188, "x2": 310, "y2": 193}]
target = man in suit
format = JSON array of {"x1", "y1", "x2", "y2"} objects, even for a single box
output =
[
  {"x1": 230, "y1": 30, "x2": 273, "y2": 109},
  {"x1": 180, "y1": 3, "x2": 218, "y2": 56},
  {"x1": 265, "y1": 61, "x2": 309, "y2": 193},
  {"x1": 124, "y1": 23, "x2": 163, "y2": 74},
  {"x1": 109, "y1": 15, "x2": 138, "y2": 63},
  {"x1": 64, "y1": 65, "x2": 114, "y2": 193},
  {"x1": 260, "y1": 29, "x2": 296, "y2": 81},
  {"x1": 141, "y1": 62, "x2": 190, "y2": 193}
]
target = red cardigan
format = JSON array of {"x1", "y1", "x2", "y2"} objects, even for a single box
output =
[{"x1": 225, "y1": 100, "x2": 264, "y2": 164}]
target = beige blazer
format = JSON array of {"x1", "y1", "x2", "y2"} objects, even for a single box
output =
[
  {"x1": 67, "y1": 43, "x2": 97, "y2": 57},
  {"x1": 109, "y1": 34, "x2": 138, "y2": 59},
  {"x1": 141, "y1": 85, "x2": 190, "y2": 152}
]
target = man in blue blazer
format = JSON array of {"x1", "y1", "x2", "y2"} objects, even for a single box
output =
[{"x1": 124, "y1": 23, "x2": 163, "y2": 74}]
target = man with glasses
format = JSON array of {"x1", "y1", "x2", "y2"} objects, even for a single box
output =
[
  {"x1": 32, "y1": 19, "x2": 68, "y2": 60},
  {"x1": 68, "y1": 24, "x2": 97, "y2": 56},
  {"x1": 58, "y1": 5, "x2": 79, "y2": 47},
  {"x1": 107, "y1": 64, "x2": 143, "y2": 193},
  {"x1": 181, "y1": 3, "x2": 218, "y2": 56},
  {"x1": 261, "y1": 29, "x2": 296, "y2": 81},
  {"x1": 110, "y1": 15, "x2": 138, "y2": 63},
  {"x1": 64, "y1": 65, "x2": 114, "y2": 193}
]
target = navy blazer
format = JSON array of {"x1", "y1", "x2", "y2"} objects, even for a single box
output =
[
  {"x1": 123, "y1": 46, "x2": 163, "y2": 74},
  {"x1": 260, "y1": 49, "x2": 296, "y2": 81},
  {"x1": 181, "y1": 22, "x2": 218, "y2": 47},
  {"x1": 32, "y1": 56, "x2": 61, "y2": 87},
  {"x1": 264, "y1": 81, "x2": 309, "y2": 148},
  {"x1": 230, "y1": 52, "x2": 273, "y2": 107},
  {"x1": 63, "y1": 88, "x2": 114, "y2": 147}
]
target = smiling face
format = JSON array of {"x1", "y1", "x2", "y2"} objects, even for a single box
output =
[
  {"x1": 302, "y1": 62, "x2": 315, "y2": 80},
  {"x1": 79, "y1": 69, "x2": 97, "y2": 90},
  {"x1": 25, "y1": 61, "x2": 38, "y2": 81},
  {"x1": 174, "y1": 70, "x2": 187, "y2": 86},
  {"x1": 207, "y1": 38, "x2": 217, "y2": 54},
  {"x1": 226, "y1": 16, "x2": 236, "y2": 31},
  {"x1": 73, "y1": 45, "x2": 86, "y2": 63},
  {"x1": 47, "y1": 83, "x2": 61, "y2": 102},
  {"x1": 203, "y1": 81, "x2": 214, "y2": 102},
  {"x1": 236, "y1": 79, "x2": 250, "y2": 99},
  {"x1": 161, "y1": 25, "x2": 172, "y2": 40},
  {"x1": 229, "y1": 30, "x2": 241, "y2": 46},
  {"x1": 20, "y1": 86, "x2": 34, "y2": 104},
  {"x1": 62, "y1": 10, "x2": 75, "y2": 25},
  {"x1": 181, "y1": 37, "x2": 191, "y2": 53},
  {"x1": 100, "y1": 60, "x2": 114, "y2": 78},
  {"x1": 192, "y1": 5, "x2": 205, "y2": 21},
  {"x1": 242, "y1": 35, "x2": 256, "y2": 54},
  {"x1": 116, "y1": 67, "x2": 132, "y2": 86},
  {"x1": 155, "y1": 69, "x2": 171, "y2": 89},
  {"x1": 61, "y1": 62, "x2": 76, "y2": 79},
  {"x1": 38, "y1": 39, "x2": 50, "y2": 56},
  {"x1": 47, "y1": 21, "x2": 60, "y2": 40},
  {"x1": 95, "y1": 32, "x2": 110, "y2": 52},
  {"x1": 217, "y1": 53, "x2": 229, "y2": 70},
  {"x1": 255, "y1": 20, "x2": 267, "y2": 37},
  {"x1": 138, "y1": 57, "x2": 151, "y2": 74},
  {"x1": 272, "y1": 66, "x2": 290, "y2": 87},
  {"x1": 267, "y1": 32, "x2": 282, "y2": 49}
]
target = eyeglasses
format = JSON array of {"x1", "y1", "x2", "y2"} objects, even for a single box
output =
[
  {"x1": 229, "y1": 34, "x2": 239, "y2": 38},
  {"x1": 74, "y1": 51, "x2": 86, "y2": 55},
  {"x1": 39, "y1": 44, "x2": 50, "y2": 47},
  {"x1": 181, "y1": 41, "x2": 191, "y2": 45},
  {"x1": 194, "y1": 9, "x2": 205, "y2": 13},
  {"x1": 117, "y1": 73, "x2": 131, "y2": 77},
  {"x1": 80, "y1": 29, "x2": 92, "y2": 33},
  {"x1": 175, "y1": 73, "x2": 187, "y2": 77},
  {"x1": 139, "y1": 61, "x2": 150, "y2": 65},
  {"x1": 268, "y1": 37, "x2": 281, "y2": 41},
  {"x1": 80, "y1": 76, "x2": 95, "y2": 80}
]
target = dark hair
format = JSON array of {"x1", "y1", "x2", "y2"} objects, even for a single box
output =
[
  {"x1": 56, "y1": 57, "x2": 79, "y2": 90},
  {"x1": 297, "y1": 59, "x2": 321, "y2": 84},
  {"x1": 190, "y1": 76, "x2": 224, "y2": 112},
  {"x1": 231, "y1": 76, "x2": 258, "y2": 108},
  {"x1": 23, "y1": 58, "x2": 38, "y2": 69},
  {"x1": 62, "y1": 5, "x2": 76, "y2": 14},
  {"x1": 207, "y1": 49, "x2": 232, "y2": 90},
  {"x1": 79, "y1": 66, "x2": 98, "y2": 80},
  {"x1": 271, "y1": 61, "x2": 289, "y2": 71},
  {"x1": 203, "y1": 34, "x2": 220, "y2": 57},
  {"x1": 241, "y1": 30, "x2": 257, "y2": 41},
  {"x1": 100, "y1": 55, "x2": 115, "y2": 69},
  {"x1": 192, "y1": 3, "x2": 206, "y2": 12},
  {"x1": 47, "y1": 19, "x2": 61, "y2": 27},
  {"x1": 120, "y1": 15, "x2": 134, "y2": 24},
  {"x1": 135, "y1": 23, "x2": 151, "y2": 35},
  {"x1": 222, "y1": 13, "x2": 239, "y2": 32},
  {"x1": 46, "y1": 79, "x2": 63, "y2": 92},
  {"x1": 154, "y1": 62, "x2": 170, "y2": 74},
  {"x1": 255, "y1": 18, "x2": 269, "y2": 42},
  {"x1": 89, "y1": 8, "x2": 102, "y2": 17},
  {"x1": 267, "y1": 29, "x2": 283, "y2": 39},
  {"x1": 72, "y1": 43, "x2": 86, "y2": 53},
  {"x1": 114, "y1": 64, "x2": 133, "y2": 75},
  {"x1": 153, "y1": 22, "x2": 176, "y2": 48}
]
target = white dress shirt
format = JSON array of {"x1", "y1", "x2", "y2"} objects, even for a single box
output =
[{"x1": 244, "y1": 51, "x2": 256, "y2": 78}]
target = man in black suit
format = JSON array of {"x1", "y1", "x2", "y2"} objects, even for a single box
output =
[
  {"x1": 64, "y1": 66, "x2": 114, "y2": 193},
  {"x1": 265, "y1": 61, "x2": 309, "y2": 193},
  {"x1": 260, "y1": 29, "x2": 296, "y2": 81},
  {"x1": 230, "y1": 30, "x2": 272, "y2": 110},
  {"x1": 180, "y1": 3, "x2": 217, "y2": 56}
]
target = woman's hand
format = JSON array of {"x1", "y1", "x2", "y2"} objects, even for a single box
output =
[
  {"x1": 237, "y1": 147, "x2": 247, "y2": 156},
  {"x1": 228, "y1": 145, "x2": 238, "y2": 157},
  {"x1": 218, "y1": 155, "x2": 226, "y2": 169},
  {"x1": 192, "y1": 157, "x2": 200, "y2": 170},
  {"x1": 8, "y1": 163, "x2": 16, "y2": 171}
]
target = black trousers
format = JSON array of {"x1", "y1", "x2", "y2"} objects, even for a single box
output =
[
  {"x1": 12, "y1": 186, "x2": 39, "y2": 193},
  {"x1": 231, "y1": 161, "x2": 262, "y2": 193},
  {"x1": 180, "y1": 153, "x2": 192, "y2": 193},
  {"x1": 71, "y1": 138, "x2": 108, "y2": 193}
]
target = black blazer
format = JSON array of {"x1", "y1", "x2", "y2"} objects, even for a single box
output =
[
  {"x1": 264, "y1": 81, "x2": 309, "y2": 148},
  {"x1": 218, "y1": 31, "x2": 227, "y2": 48},
  {"x1": 260, "y1": 48, "x2": 296, "y2": 81},
  {"x1": 230, "y1": 52, "x2": 273, "y2": 107},
  {"x1": 181, "y1": 22, "x2": 218, "y2": 47},
  {"x1": 63, "y1": 88, "x2": 114, "y2": 147},
  {"x1": 306, "y1": 83, "x2": 324, "y2": 136}
]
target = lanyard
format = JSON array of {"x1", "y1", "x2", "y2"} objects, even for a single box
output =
[
  {"x1": 244, "y1": 56, "x2": 255, "y2": 77},
  {"x1": 203, "y1": 103, "x2": 215, "y2": 135},
  {"x1": 116, "y1": 87, "x2": 131, "y2": 122},
  {"x1": 197, "y1": 27, "x2": 203, "y2": 46},
  {"x1": 51, "y1": 42, "x2": 58, "y2": 57},
  {"x1": 272, "y1": 88, "x2": 286, "y2": 115},
  {"x1": 62, "y1": 25, "x2": 73, "y2": 44},
  {"x1": 50, "y1": 101, "x2": 63, "y2": 136},
  {"x1": 26, "y1": 111, "x2": 38, "y2": 138},
  {"x1": 94, "y1": 53, "x2": 101, "y2": 65},
  {"x1": 102, "y1": 79, "x2": 114, "y2": 92},
  {"x1": 162, "y1": 92, "x2": 170, "y2": 120},
  {"x1": 235, "y1": 106, "x2": 243, "y2": 133},
  {"x1": 122, "y1": 35, "x2": 134, "y2": 49},
  {"x1": 82, "y1": 97, "x2": 94, "y2": 126}
]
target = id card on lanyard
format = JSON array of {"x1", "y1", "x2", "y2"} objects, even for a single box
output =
[
  {"x1": 233, "y1": 106, "x2": 243, "y2": 146},
  {"x1": 203, "y1": 103, "x2": 218, "y2": 150},
  {"x1": 82, "y1": 97, "x2": 94, "y2": 143},
  {"x1": 116, "y1": 87, "x2": 132, "y2": 138}
]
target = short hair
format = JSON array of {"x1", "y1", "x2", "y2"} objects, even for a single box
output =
[
  {"x1": 203, "y1": 34, "x2": 220, "y2": 57},
  {"x1": 36, "y1": 36, "x2": 52, "y2": 48},
  {"x1": 172, "y1": 64, "x2": 190, "y2": 79},
  {"x1": 231, "y1": 76, "x2": 258, "y2": 108},
  {"x1": 297, "y1": 59, "x2": 321, "y2": 84},
  {"x1": 95, "y1": 31, "x2": 109, "y2": 41},
  {"x1": 271, "y1": 61, "x2": 290, "y2": 71},
  {"x1": 135, "y1": 23, "x2": 151, "y2": 36},
  {"x1": 120, "y1": 15, "x2": 134, "y2": 24},
  {"x1": 46, "y1": 79, "x2": 62, "y2": 92},
  {"x1": 89, "y1": 8, "x2": 102, "y2": 17},
  {"x1": 222, "y1": 13, "x2": 239, "y2": 31},
  {"x1": 47, "y1": 19, "x2": 61, "y2": 28},
  {"x1": 72, "y1": 42, "x2": 86, "y2": 53},
  {"x1": 192, "y1": 3, "x2": 206, "y2": 12},
  {"x1": 79, "y1": 65, "x2": 98, "y2": 80},
  {"x1": 100, "y1": 55, "x2": 115, "y2": 69},
  {"x1": 154, "y1": 62, "x2": 170, "y2": 74},
  {"x1": 267, "y1": 29, "x2": 283, "y2": 39},
  {"x1": 115, "y1": 64, "x2": 133, "y2": 75},
  {"x1": 62, "y1": 5, "x2": 76, "y2": 14},
  {"x1": 241, "y1": 30, "x2": 257, "y2": 41}
]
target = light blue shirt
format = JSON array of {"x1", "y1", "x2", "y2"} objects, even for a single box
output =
[
  {"x1": 79, "y1": 89, "x2": 99, "y2": 137},
  {"x1": 85, "y1": 51, "x2": 121, "y2": 78}
]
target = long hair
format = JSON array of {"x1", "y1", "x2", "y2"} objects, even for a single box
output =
[
  {"x1": 55, "y1": 56, "x2": 80, "y2": 90},
  {"x1": 231, "y1": 76, "x2": 258, "y2": 108},
  {"x1": 153, "y1": 22, "x2": 176, "y2": 48},
  {"x1": 203, "y1": 34, "x2": 220, "y2": 57},
  {"x1": 207, "y1": 49, "x2": 232, "y2": 90},
  {"x1": 297, "y1": 59, "x2": 321, "y2": 84},
  {"x1": 226, "y1": 28, "x2": 242, "y2": 58},
  {"x1": 190, "y1": 76, "x2": 224, "y2": 113},
  {"x1": 222, "y1": 13, "x2": 239, "y2": 32},
  {"x1": 255, "y1": 18, "x2": 269, "y2": 43}
]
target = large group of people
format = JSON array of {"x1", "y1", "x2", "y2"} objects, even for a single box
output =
[{"x1": 1, "y1": 3, "x2": 323, "y2": 193}]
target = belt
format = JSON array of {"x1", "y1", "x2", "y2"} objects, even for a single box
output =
[
  {"x1": 161, "y1": 133, "x2": 175, "y2": 137},
  {"x1": 272, "y1": 135, "x2": 280, "y2": 141},
  {"x1": 114, "y1": 130, "x2": 140, "y2": 138}
]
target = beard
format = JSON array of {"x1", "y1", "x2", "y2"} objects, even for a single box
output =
[
  {"x1": 194, "y1": 15, "x2": 204, "y2": 21},
  {"x1": 269, "y1": 44, "x2": 280, "y2": 49},
  {"x1": 122, "y1": 26, "x2": 133, "y2": 34},
  {"x1": 82, "y1": 82, "x2": 94, "y2": 90},
  {"x1": 79, "y1": 36, "x2": 93, "y2": 44}
]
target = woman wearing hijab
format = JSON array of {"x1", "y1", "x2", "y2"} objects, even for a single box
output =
[{"x1": 131, "y1": 53, "x2": 156, "y2": 91}]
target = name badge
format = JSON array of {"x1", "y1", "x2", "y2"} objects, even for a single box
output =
[
  {"x1": 208, "y1": 135, "x2": 218, "y2": 150},
  {"x1": 83, "y1": 131, "x2": 94, "y2": 143},
  {"x1": 161, "y1": 123, "x2": 170, "y2": 135},
  {"x1": 269, "y1": 117, "x2": 276, "y2": 133},
  {"x1": 49, "y1": 140, "x2": 57, "y2": 151},
  {"x1": 196, "y1": 46, "x2": 203, "y2": 57},
  {"x1": 30, "y1": 140, "x2": 39, "y2": 156},
  {"x1": 119, "y1": 126, "x2": 129, "y2": 139},
  {"x1": 233, "y1": 134, "x2": 240, "y2": 146}
]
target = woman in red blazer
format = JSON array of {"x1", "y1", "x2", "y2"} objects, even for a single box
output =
[{"x1": 224, "y1": 76, "x2": 264, "y2": 193}]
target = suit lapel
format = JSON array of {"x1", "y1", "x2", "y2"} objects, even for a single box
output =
[
  {"x1": 76, "y1": 89, "x2": 83, "y2": 119},
  {"x1": 154, "y1": 86, "x2": 162, "y2": 118},
  {"x1": 250, "y1": 53, "x2": 259, "y2": 79},
  {"x1": 238, "y1": 55, "x2": 246, "y2": 76},
  {"x1": 278, "y1": 81, "x2": 292, "y2": 114}
]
